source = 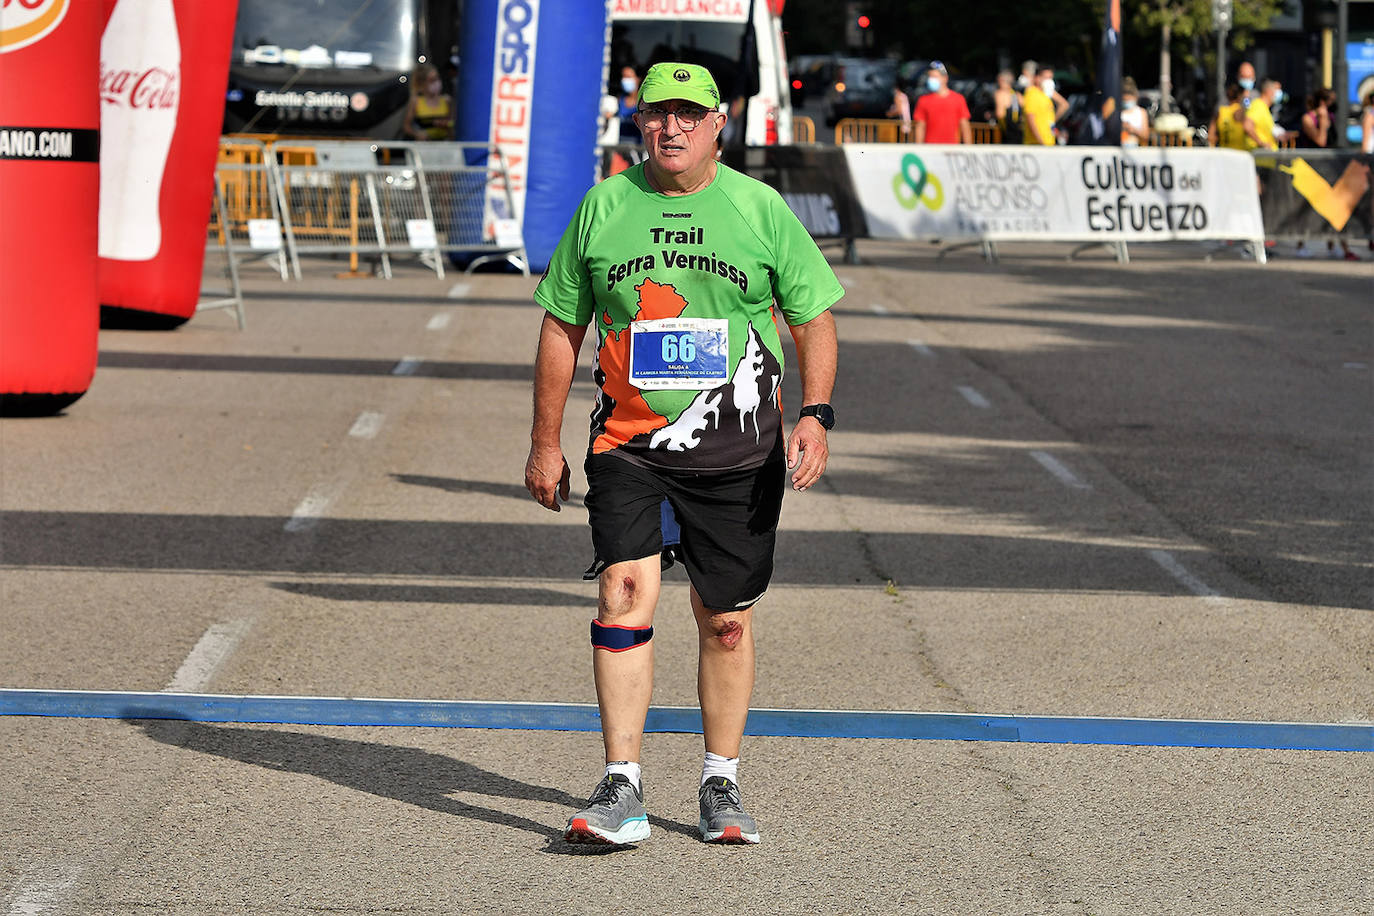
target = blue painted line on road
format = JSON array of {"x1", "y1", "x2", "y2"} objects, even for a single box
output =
[{"x1": 1, "y1": 689, "x2": 1369, "y2": 752}]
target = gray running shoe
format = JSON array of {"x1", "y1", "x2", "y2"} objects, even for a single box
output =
[
  {"x1": 698, "y1": 776, "x2": 760, "y2": 844},
  {"x1": 564, "y1": 774, "x2": 650, "y2": 845}
]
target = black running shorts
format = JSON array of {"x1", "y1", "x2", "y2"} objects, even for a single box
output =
[{"x1": 583, "y1": 452, "x2": 786, "y2": 611}]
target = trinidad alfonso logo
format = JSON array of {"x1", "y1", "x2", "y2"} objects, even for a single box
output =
[
  {"x1": 892, "y1": 152, "x2": 944, "y2": 211},
  {"x1": 0, "y1": 0, "x2": 70, "y2": 54}
]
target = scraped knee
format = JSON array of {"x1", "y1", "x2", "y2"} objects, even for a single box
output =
[
  {"x1": 599, "y1": 573, "x2": 642, "y2": 623},
  {"x1": 705, "y1": 614, "x2": 746, "y2": 650}
]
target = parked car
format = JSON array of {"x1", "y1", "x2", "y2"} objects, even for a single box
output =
[
  {"x1": 824, "y1": 57, "x2": 898, "y2": 126},
  {"x1": 789, "y1": 54, "x2": 837, "y2": 107}
]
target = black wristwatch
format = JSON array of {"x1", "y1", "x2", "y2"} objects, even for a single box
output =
[{"x1": 799, "y1": 403, "x2": 836, "y2": 430}]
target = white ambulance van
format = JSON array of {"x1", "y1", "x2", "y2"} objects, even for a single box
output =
[{"x1": 608, "y1": 0, "x2": 793, "y2": 145}]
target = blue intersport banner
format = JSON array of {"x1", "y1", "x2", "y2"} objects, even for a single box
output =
[{"x1": 456, "y1": 0, "x2": 606, "y2": 271}]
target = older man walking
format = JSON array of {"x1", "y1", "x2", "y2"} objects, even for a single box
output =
[{"x1": 525, "y1": 62, "x2": 842, "y2": 847}]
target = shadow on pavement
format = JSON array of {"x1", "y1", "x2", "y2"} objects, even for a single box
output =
[
  {"x1": 129, "y1": 717, "x2": 695, "y2": 853},
  {"x1": 803, "y1": 266, "x2": 1373, "y2": 612},
  {"x1": 392, "y1": 474, "x2": 584, "y2": 505},
  {"x1": 251, "y1": 290, "x2": 535, "y2": 308},
  {"x1": 97, "y1": 351, "x2": 533, "y2": 382},
  {"x1": 269, "y1": 581, "x2": 594, "y2": 607},
  {"x1": 0, "y1": 509, "x2": 1277, "y2": 600}
]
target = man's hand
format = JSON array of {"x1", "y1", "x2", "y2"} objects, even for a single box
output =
[
  {"x1": 525, "y1": 443, "x2": 571, "y2": 511},
  {"x1": 786, "y1": 416, "x2": 828, "y2": 491}
]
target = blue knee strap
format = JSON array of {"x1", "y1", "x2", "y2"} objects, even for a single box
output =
[{"x1": 591, "y1": 619, "x2": 653, "y2": 652}]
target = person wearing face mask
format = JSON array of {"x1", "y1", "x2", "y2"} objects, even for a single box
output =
[
  {"x1": 1022, "y1": 65, "x2": 1066, "y2": 145},
  {"x1": 1119, "y1": 77, "x2": 1150, "y2": 146},
  {"x1": 618, "y1": 66, "x2": 643, "y2": 144},
  {"x1": 912, "y1": 61, "x2": 971, "y2": 144},
  {"x1": 402, "y1": 63, "x2": 454, "y2": 141},
  {"x1": 1237, "y1": 61, "x2": 1257, "y2": 100}
]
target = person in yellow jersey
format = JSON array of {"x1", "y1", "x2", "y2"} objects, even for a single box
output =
[
  {"x1": 1022, "y1": 64, "x2": 1066, "y2": 145},
  {"x1": 402, "y1": 63, "x2": 454, "y2": 141},
  {"x1": 1209, "y1": 83, "x2": 1247, "y2": 149},
  {"x1": 1239, "y1": 78, "x2": 1284, "y2": 151}
]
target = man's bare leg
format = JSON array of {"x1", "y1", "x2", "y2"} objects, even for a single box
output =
[
  {"x1": 690, "y1": 585, "x2": 754, "y2": 758},
  {"x1": 594, "y1": 555, "x2": 661, "y2": 764}
]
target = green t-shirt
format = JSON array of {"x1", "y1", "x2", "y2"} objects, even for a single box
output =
[{"x1": 535, "y1": 162, "x2": 844, "y2": 472}]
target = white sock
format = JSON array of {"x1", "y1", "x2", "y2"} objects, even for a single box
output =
[
  {"x1": 605, "y1": 760, "x2": 641, "y2": 792},
  {"x1": 701, "y1": 752, "x2": 738, "y2": 786}
]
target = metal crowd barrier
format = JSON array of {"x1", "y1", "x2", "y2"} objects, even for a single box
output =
[
  {"x1": 211, "y1": 137, "x2": 528, "y2": 280},
  {"x1": 197, "y1": 179, "x2": 247, "y2": 329},
  {"x1": 211, "y1": 137, "x2": 297, "y2": 281},
  {"x1": 1149, "y1": 131, "x2": 1193, "y2": 147},
  {"x1": 835, "y1": 118, "x2": 908, "y2": 144},
  {"x1": 834, "y1": 118, "x2": 1003, "y2": 144}
]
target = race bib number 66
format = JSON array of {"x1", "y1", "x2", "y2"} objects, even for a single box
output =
[{"x1": 629, "y1": 317, "x2": 729, "y2": 390}]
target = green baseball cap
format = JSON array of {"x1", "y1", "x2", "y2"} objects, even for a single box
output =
[{"x1": 637, "y1": 62, "x2": 721, "y2": 109}]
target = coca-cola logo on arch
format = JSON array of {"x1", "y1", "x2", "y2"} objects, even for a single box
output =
[
  {"x1": 0, "y1": 0, "x2": 71, "y2": 54},
  {"x1": 100, "y1": 65, "x2": 179, "y2": 110}
]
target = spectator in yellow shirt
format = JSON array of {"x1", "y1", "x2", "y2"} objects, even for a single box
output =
[
  {"x1": 1022, "y1": 65, "x2": 1065, "y2": 145},
  {"x1": 1209, "y1": 83, "x2": 1247, "y2": 149},
  {"x1": 1240, "y1": 78, "x2": 1283, "y2": 151}
]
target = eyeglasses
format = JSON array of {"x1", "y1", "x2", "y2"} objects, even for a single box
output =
[{"x1": 638, "y1": 106, "x2": 714, "y2": 131}]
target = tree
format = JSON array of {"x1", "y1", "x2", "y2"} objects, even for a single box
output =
[{"x1": 1133, "y1": 0, "x2": 1283, "y2": 111}]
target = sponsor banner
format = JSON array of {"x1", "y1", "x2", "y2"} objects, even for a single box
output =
[
  {"x1": 721, "y1": 145, "x2": 868, "y2": 240},
  {"x1": 611, "y1": 0, "x2": 747, "y2": 21},
  {"x1": 484, "y1": 0, "x2": 539, "y2": 230},
  {"x1": 0, "y1": 125, "x2": 97, "y2": 161},
  {"x1": 1252, "y1": 149, "x2": 1373, "y2": 240},
  {"x1": 841, "y1": 144, "x2": 1264, "y2": 244}
]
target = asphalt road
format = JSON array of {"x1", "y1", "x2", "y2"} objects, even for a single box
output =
[{"x1": 1, "y1": 240, "x2": 1370, "y2": 914}]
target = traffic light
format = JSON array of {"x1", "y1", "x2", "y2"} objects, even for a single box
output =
[
  {"x1": 857, "y1": 14, "x2": 870, "y2": 29},
  {"x1": 1212, "y1": 0, "x2": 1232, "y2": 31}
]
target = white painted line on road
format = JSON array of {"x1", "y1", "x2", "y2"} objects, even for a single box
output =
[
  {"x1": 164, "y1": 620, "x2": 251, "y2": 693},
  {"x1": 7, "y1": 866, "x2": 80, "y2": 916},
  {"x1": 392, "y1": 356, "x2": 423, "y2": 376},
  {"x1": 426, "y1": 312, "x2": 452, "y2": 331},
  {"x1": 1148, "y1": 549, "x2": 1225, "y2": 602},
  {"x1": 446, "y1": 281, "x2": 471, "y2": 298},
  {"x1": 956, "y1": 385, "x2": 991, "y2": 409},
  {"x1": 1343, "y1": 361, "x2": 1367, "y2": 370},
  {"x1": 348, "y1": 410, "x2": 384, "y2": 439},
  {"x1": 1029, "y1": 450, "x2": 1092, "y2": 490},
  {"x1": 869, "y1": 303, "x2": 888, "y2": 315},
  {"x1": 284, "y1": 484, "x2": 339, "y2": 533},
  {"x1": 907, "y1": 339, "x2": 937, "y2": 359}
]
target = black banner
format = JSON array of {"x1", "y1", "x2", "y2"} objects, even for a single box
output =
[
  {"x1": 0, "y1": 127, "x2": 99, "y2": 162},
  {"x1": 598, "y1": 144, "x2": 869, "y2": 241},
  {"x1": 1253, "y1": 149, "x2": 1373, "y2": 240},
  {"x1": 720, "y1": 145, "x2": 869, "y2": 240}
]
